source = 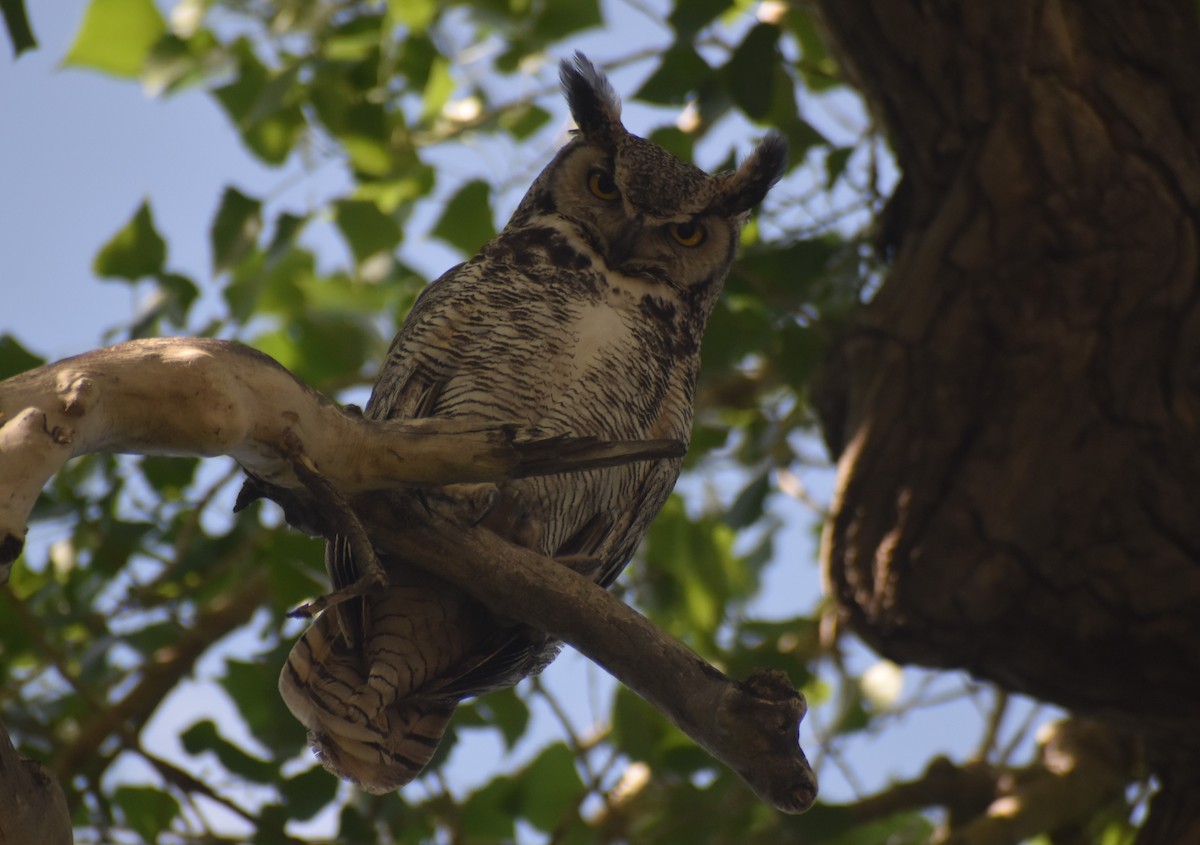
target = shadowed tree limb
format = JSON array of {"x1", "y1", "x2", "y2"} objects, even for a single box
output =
[
  {"x1": 833, "y1": 720, "x2": 1134, "y2": 844},
  {"x1": 353, "y1": 495, "x2": 818, "y2": 814},
  {"x1": 0, "y1": 721, "x2": 71, "y2": 845}
]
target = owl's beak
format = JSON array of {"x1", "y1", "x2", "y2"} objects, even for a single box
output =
[{"x1": 608, "y1": 218, "x2": 643, "y2": 268}]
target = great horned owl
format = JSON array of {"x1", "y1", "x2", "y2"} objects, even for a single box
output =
[{"x1": 280, "y1": 53, "x2": 787, "y2": 792}]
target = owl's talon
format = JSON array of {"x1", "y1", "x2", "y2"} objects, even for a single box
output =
[{"x1": 289, "y1": 569, "x2": 388, "y2": 619}]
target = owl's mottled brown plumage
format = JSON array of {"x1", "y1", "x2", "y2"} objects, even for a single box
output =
[{"x1": 280, "y1": 53, "x2": 787, "y2": 793}]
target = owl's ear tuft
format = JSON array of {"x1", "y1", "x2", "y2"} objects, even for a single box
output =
[
  {"x1": 560, "y1": 52, "x2": 623, "y2": 139},
  {"x1": 714, "y1": 132, "x2": 789, "y2": 216}
]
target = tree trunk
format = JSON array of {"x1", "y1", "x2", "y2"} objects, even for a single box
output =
[{"x1": 814, "y1": 0, "x2": 1200, "y2": 838}]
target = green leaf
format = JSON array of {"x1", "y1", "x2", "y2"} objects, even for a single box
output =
[
  {"x1": 0, "y1": 334, "x2": 43, "y2": 380},
  {"x1": 636, "y1": 44, "x2": 712, "y2": 104},
  {"x1": 498, "y1": 103, "x2": 551, "y2": 140},
  {"x1": 533, "y1": 0, "x2": 601, "y2": 40},
  {"x1": 142, "y1": 30, "x2": 219, "y2": 96},
  {"x1": 823, "y1": 810, "x2": 936, "y2": 845},
  {"x1": 668, "y1": 0, "x2": 727, "y2": 37},
  {"x1": 461, "y1": 775, "x2": 519, "y2": 841},
  {"x1": 93, "y1": 200, "x2": 166, "y2": 280},
  {"x1": 114, "y1": 785, "x2": 180, "y2": 841},
  {"x1": 723, "y1": 23, "x2": 782, "y2": 120},
  {"x1": 211, "y1": 186, "x2": 263, "y2": 274},
  {"x1": 640, "y1": 496, "x2": 749, "y2": 650},
  {"x1": 611, "y1": 686, "x2": 710, "y2": 777},
  {"x1": 699, "y1": 296, "x2": 774, "y2": 377},
  {"x1": 92, "y1": 519, "x2": 152, "y2": 576},
  {"x1": 1, "y1": 0, "x2": 36, "y2": 57},
  {"x1": 64, "y1": 0, "x2": 164, "y2": 77},
  {"x1": 337, "y1": 806, "x2": 375, "y2": 844},
  {"x1": 825, "y1": 146, "x2": 854, "y2": 186},
  {"x1": 160, "y1": 272, "x2": 200, "y2": 324},
  {"x1": 334, "y1": 199, "x2": 403, "y2": 265},
  {"x1": 611, "y1": 684, "x2": 667, "y2": 760},
  {"x1": 394, "y1": 32, "x2": 437, "y2": 90},
  {"x1": 223, "y1": 249, "x2": 313, "y2": 323},
  {"x1": 471, "y1": 686, "x2": 530, "y2": 750},
  {"x1": 775, "y1": 322, "x2": 825, "y2": 392},
  {"x1": 731, "y1": 236, "x2": 841, "y2": 309},
  {"x1": 126, "y1": 272, "x2": 198, "y2": 337},
  {"x1": 182, "y1": 719, "x2": 277, "y2": 783},
  {"x1": 432, "y1": 180, "x2": 495, "y2": 256},
  {"x1": 321, "y1": 13, "x2": 384, "y2": 62},
  {"x1": 266, "y1": 212, "x2": 308, "y2": 265},
  {"x1": 139, "y1": 456, "x2": 198, "y2": 499},
  {"x1": 388, "y1": 0, "x2": 437, "y2": 31},
  {"x1": 420, "y1": 55, "x2": 455, "y2": 122},
  {"x1": 519, "y1": 743, "x2": 584, "y2": 832},
  {"x1": 219, "y1": 651, "x2": 307, "y2": 754},
  {"x1": 726, "y1": 473, "x2": 770, "y2": 530},
  {"x1": 213, "y1": 40, "x2": 304, "y2": 164},
  {"x1": 280, "y1": 765, "x2": 339, "y2": 821},
  {"x1": 254, "y1": 312, "x2": 372, "y2": 387}
]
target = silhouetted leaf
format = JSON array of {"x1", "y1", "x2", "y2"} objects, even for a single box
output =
[
  {"x1": 0, "y1": 334, "x2": 43, "y2": 380},
  {"x1": 280, "y1": 765, "x2": 339, "y2": 821},
  {"x1": 462, "y1": 775, "x2": 519, "y2": 841},
  {"x1": 113, "y1": 785, "x2": 179, "y2": 840},
  {"x1": 1, "y1": 0, "x2": 36, "y2": 57},
  {"x1": 499, "y1": 103, "x2": 552, "y2": 139},
  {"x1": 520, "y1": 743, "x2": 584, "y2": 832},
  {"x1": 637, "y1": 44, "x2": 712, "y2": 104},
  {"x1": 211, "y1": 186, "x2": 263, "y2": 274},
  {"x1": 335, "y1": 199, "x2": 403, "y2": 264},
  {"x1": 432, "y1": 180, "x2": 495, "y2": 256},
  {"x1": 533, "y1": 0, "x2": 601, "y2": 40},
  {"x1": 182, "y1": 719, "x2": 277, "y2": 782},
  {"x1": 668, "y1": 0, "x2": 727, "y2": 37},
  {"x1": 723, "y1": 23, "x2": 781, "y2": 120},
  {"x1": 93, "y1": 200, "x2": 166, "y2": 280},
  {"x1": 213, "y1": 40, "x2": 304, "y2": 164}
]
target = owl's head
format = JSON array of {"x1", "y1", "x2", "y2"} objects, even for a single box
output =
[{"x1": 509, "y1": 53, "x2": 787, "y2": 317}]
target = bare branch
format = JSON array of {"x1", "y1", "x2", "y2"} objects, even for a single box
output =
[{"x1": 0, "y1": 338, "x2": 683, "y2": 570}]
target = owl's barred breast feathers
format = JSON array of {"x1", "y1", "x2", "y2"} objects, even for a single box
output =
[{"x1": 279, "y1": 52, "x2": 787, "y2": 793}]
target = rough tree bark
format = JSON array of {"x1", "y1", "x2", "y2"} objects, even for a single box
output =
[
  {"x1": 0, "y1": 338, "x2": 817, "y2": 835},
  {"x1": 814, "y1": 1, "x2": 1200, "y2": 840}
]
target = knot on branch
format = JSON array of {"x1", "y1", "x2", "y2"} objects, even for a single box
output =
[{"x1": 721, "y1": 669, "x2": 816, "y2": 814}]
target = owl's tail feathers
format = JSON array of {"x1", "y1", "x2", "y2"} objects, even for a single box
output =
[{"x1": 279, "y1": 615, "x2": 456, "y2": 794}]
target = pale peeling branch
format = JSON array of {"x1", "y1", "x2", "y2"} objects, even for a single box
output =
[
  {"x1": 359, "y1": 501, "x2": 818, "y2": 814},
  {"x1": 0, "y1": 338, "x2": 683, "y2": 569}
]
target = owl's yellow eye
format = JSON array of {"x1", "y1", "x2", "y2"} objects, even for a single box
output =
[
  {"x1": 587, "y1": 169, "x2": 620, "y2": 201},
  {"x1": 669, "y1": 221, "x2": 706, "y2": 247}
]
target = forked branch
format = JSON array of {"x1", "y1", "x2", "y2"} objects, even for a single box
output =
[
  {"x1": 0, "y1": 337, "x2": 682, "y2": 572},
  {"x1": 0, "y1": 336, "x2": 817, "y2": 814}
]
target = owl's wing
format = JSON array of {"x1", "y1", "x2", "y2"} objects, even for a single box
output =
[{"x1": 365, "y1": 263, "x2": 471, "y2": 423}]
